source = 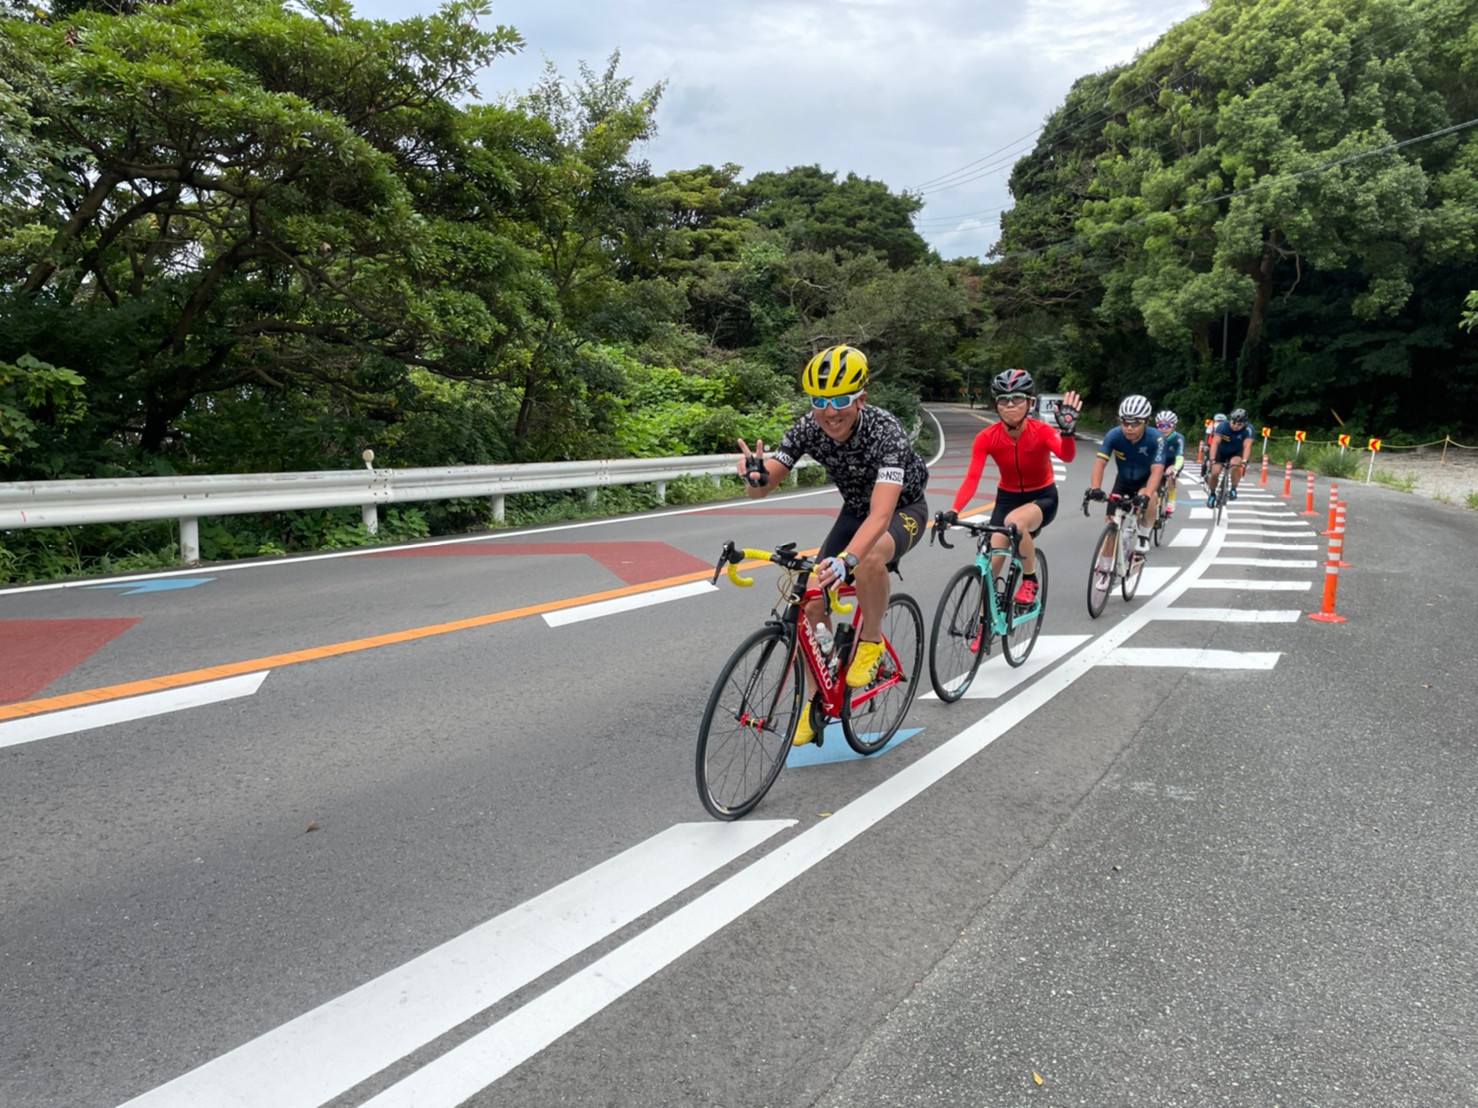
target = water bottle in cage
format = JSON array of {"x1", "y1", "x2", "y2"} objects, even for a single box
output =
[{"x1": 814, "y1": 620, "x2": 835, "y2": 658}]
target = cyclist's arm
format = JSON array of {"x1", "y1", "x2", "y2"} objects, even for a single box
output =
[
  {"x1": 1240, "y1": 438, "x2": 1253, "y2": 462},
  {"x1": 1143, "y1": 462, "x2": 1166, "y2": 497},
  {"x1": 1048, "y1": 424, "x2": 1077, "y2": 464},
  {"x1": 1088, "y1": 454, "x2": 1108, "y2": 491},
  {"x1": 950, "y1": 429, "x2": 992, "y2": 514},
  {"x1": 848, "y1": 478, "x2": 904, "y2": 565}
]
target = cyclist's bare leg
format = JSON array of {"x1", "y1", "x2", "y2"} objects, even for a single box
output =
[
  {"x1": 853, "y1": 532, "x2": 897, "y2": 642},
  {"x1": 1230, "y1": 458, "x2": 1246, "y2": 490},
  {"x1": 992, "y1": 502, "x2": 1043, "y2": 575}
]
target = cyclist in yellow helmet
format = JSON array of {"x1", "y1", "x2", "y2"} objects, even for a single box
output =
[{"x1": 736, "y1": 345, "x2": 930, "y2": 745}]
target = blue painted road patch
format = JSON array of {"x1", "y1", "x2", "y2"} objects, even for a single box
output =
[
  {"x1": 86, "y1": 578, "x2": 214, "y2": 596},
  {"x1": 786, "y1": 724, "x2": 924, "y2": 767}
]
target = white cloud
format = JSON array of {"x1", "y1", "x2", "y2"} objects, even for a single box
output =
[{"x1": 351, "y1": 0, "x2": 1207, "y2": 257}]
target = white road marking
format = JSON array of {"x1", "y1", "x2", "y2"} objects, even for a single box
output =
[
  {"x1": 918, "y1": 635, "x2": 1091, "y2": 701},
  {"x1": 1101, "y1": 648, "x2": 1281, "y2": 669},
  {"x1": 117, "y1": 821, "x2": 794, "y2": 1108},
  {"x1": 1214, "y1": 557, "x2": 1319, "y2": 567},
  {"x1": 1169, "y1": 528, "x2": 1208, "y2": 547},
  {"x1": 543, "y1": 580, "x2": 718, "y2": 626},
  {"x1": 356, "y1": 504, "x2": 1235, "y2": 1108},
  {"x1": 1228, "y1": 520, "x2": 1313, "y2": 528},
  {"x1": 1188, "y1": 579, "x2": 1312, "y2": 591},
  {"x1": 0, "y1": 674, "x2": 269, "y2": 750},
  {"x1": 1150, "y1": 608, "x2": 1301, "y2": 623},
  {"x1": 1221, "y1": 541, "x2": 1319, "y2": 551},
  {"x1": 1134, "y1": 566, "x2": 1180, "y2": 595}
]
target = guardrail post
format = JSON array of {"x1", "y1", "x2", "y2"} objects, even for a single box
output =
[
  {"x1": 587, "y1": 489, "x2": 598, "y2": 508},
  {"x1": 490, "y1": 494, "x2": 505, "y2": 523},
  {"x1": 179, "y1": 516, "x2": 200, "y2": 565},
  {"x1": 655, "y1": 480, "x2": 667, "y2": 504},
  {"x1": 361, "y1": 503, "x2": 378, "y2": 535}
]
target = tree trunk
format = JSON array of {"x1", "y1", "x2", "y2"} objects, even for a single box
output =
[{"x1": 1241, "y1": 239, "x2": 1279, "y2": 395}]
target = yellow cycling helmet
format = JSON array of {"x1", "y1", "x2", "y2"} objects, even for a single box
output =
[{"x1": 801, "y1": 345, "x2": 869, "y2": 397}]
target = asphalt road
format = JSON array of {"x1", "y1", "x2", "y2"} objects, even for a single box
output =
[{"x1": 2, "y1": 404, "x2": 1474, "y2": 1108}]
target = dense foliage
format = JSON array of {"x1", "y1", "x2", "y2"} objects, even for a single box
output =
[{"x1": 2, "y1": 0, "x2": 1476, "y2": 574}]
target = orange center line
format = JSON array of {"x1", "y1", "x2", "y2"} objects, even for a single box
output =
[{"x1": 0, "y1": 560, "x2": 778, "y2": 722}]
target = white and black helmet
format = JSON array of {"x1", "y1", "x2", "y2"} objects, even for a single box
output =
[{"x1": 1118, "y1": 394, "x2": 1153, "y2": 420}]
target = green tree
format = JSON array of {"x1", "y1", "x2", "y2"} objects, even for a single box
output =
[{"x1": 0, "y1": 0, "x2": 523, "y2": 471}]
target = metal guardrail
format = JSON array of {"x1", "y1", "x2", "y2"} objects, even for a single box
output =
[{"x1": 0, "y1": 451, "x2": 793, "y2": 564}]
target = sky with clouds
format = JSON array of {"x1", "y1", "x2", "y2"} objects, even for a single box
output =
[{"x1": 349, "y1": 0, "x2": 1209, "y2": 259}]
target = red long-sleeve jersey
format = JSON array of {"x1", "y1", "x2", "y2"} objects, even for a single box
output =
[{"x1": 951, "y1": 417, "x2": 1076, "y2": 512}]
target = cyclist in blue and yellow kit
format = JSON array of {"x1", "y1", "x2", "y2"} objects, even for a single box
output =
[
  {"x1": 1207, "y1": 407, "x2": 1254, "y2": 506},
  {"x1": 1155, "y1": 410, "x2": 1186, "y2": 516},
  {"x1": 1086, "y1": 394, "x2": 1166, "y2": 559}
]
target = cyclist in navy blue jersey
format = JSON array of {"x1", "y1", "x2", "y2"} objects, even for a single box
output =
[
  {"x1": 1086, "y1": 394, "x2": 1166, "y2": 558},
  {"x1": 1207, "y1": 407, "x2": 1254, "y2": 506}
]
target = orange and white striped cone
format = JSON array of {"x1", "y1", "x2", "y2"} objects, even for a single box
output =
[
  {"x1": 1301, "y1": 470, "x2": 1316, "y2": 514},
  {"x1": 1327, "y1": 501, "x2": 1350, "y2": 568},
  {"x1": 1259, "y1": 454, "x2": 1268, "y2": 485},
  {"x1": 1280, "y1": 460, "x2": 1293, "y2": 497},
  {"x1": 1308, "y1": 561, "x2": 1347, "y2": 623},
  {"x1": 1322, "y1": 482, "x2": 1339, "y2": 535}
]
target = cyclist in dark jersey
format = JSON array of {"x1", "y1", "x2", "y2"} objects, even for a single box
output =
[
  {"x1": 1207, "y1": 407, "x2": 1254, "y2": 506},
  {"x1": 941, "y1": 368, "x2": 1080, "y2": 605},
  {"x1": 1086, "y1": 394, "x2": 1166, "y2": 558},
  {"x1": 736, "y1": 345, "x2": 929, "y2": 745}
]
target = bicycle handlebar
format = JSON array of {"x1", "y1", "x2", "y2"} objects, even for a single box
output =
[
  {"x1": 930, "y1": 512, "x2": 1020, "y2": 551},
  {"x1": 711, "y1": 541, "x2": 853, "y2": 612},
  {"x1": 1082, "y1": 490, "x2": 1141, "y2": 516}
]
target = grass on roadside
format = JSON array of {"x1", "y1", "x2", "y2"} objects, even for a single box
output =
[{"x1": 1369, "y1": 468, "x2": 1417, "y2": 493}]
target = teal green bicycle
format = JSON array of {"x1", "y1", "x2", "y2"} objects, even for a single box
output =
[{"x1": 927, "y1": 514, "x2": 1049, "y2": 702}]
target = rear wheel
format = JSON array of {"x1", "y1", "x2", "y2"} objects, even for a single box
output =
[
  {"x1": 695, "y1": 625, "x2": 801, "y2": 820},
  {"x1": 1086, "y1": 524, "x2": 1116, "y2": 619},
  {"x1": 842, "y1": 592, "x2": 924, "y2": 755},
  {"x1": 1002, "y1": 549, "x2": 1048, "y2": 667},
  {"x1": 928, "y1": 565, "x2": 988, "y2": 702}
]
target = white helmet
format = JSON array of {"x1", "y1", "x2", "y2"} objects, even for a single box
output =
[{"x1": 1118, "y1": 395, "x2": 1152, "y2": 420}]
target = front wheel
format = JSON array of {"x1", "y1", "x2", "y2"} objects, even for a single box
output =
[
  {"x1": 842, "y1": 593, "x2": 924, "y2": 755},
  {"x1": 1002, "y1": 550, "x2": 1048, "y2": 667},
  {"x1": 1086, "y1": 523, "x2": 1116, "y2": 619},
  {"x1": 695, "y1": 625, "x2": 802, "y2": 820},
  {"x1": 1122, "y1": 532, "x2": 1144, "y2": 600},
  {"x1": 928, "y1": 565, "x2": 988, "y2": 702}
]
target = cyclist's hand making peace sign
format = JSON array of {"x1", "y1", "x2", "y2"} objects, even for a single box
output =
[{"x1": 735, "y1": 438, "x2": 768, "y2": 487}]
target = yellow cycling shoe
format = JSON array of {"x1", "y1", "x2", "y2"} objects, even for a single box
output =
[
  {"x1": 846, "y1": 640, "x2": 884, "y2": 687},
  {"x1": 791, "y1": 711, "x2": 817, "y2": 746}
]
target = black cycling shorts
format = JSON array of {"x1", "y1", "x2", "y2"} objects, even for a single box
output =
[
  {"x1": 988, "y1": 484, "x2": 1058, "y2": 536},
  {"x1": 1110, "y1": 473, "x2": 1152, "y2": 500},
  {"x1": 819, "y1": 497, "x2": 929, "y2": 570}
]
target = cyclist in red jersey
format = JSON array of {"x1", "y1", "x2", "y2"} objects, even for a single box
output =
[{"x1": 941, "y1": 369, "x2": 1081, "y2": 604}]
